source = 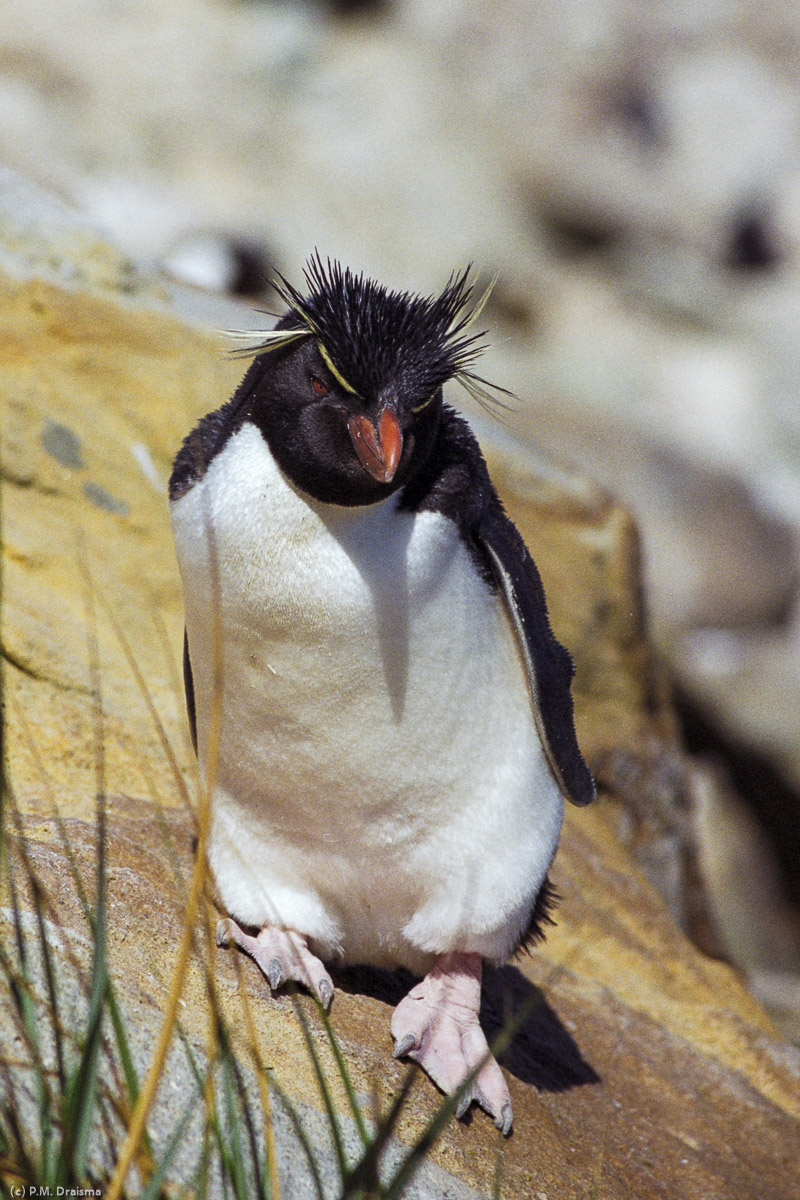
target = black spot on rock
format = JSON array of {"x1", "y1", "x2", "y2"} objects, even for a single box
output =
[
  {"x1": 83, "y1": 482, "x2": 130, "y2": 516},
  {"x1": 41, "y1": 419, "x2": 84, "y2": 469},
  {"x1": 726, "y1": 205, "x2": 781, "y2": 271}
]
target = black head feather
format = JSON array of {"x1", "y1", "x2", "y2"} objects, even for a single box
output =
[{"x1": 229, "y1": 253, "x2": 513, "y2": 414}]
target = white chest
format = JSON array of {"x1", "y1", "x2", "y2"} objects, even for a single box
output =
[
  {"x1": 170, "y1": 421, "x2": 563, "y2": 967},
  {"x1": 171, "y1": 422, "x2": 518, "y2": 769}
]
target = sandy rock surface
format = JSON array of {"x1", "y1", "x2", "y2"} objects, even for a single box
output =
[{"x1": 2, "y1": 173, "x2": 800, "y2": 1198}]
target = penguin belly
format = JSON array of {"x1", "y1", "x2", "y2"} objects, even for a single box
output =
[{"x1": 170, "y1": 422, "x2": 564, "y2": 974}]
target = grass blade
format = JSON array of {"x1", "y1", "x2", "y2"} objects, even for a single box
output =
[
  {"x1": 343, "y1": 1068, "x2": 417, "y2": 1198},
  {"x1": 59, "y1": 539, "x2": 109, "y2": 1183},
  {"x1": 137, "y1": 1092, "x2": 198, "y2": 1200},
  {"x1": 223, "y1": 1034, "x2": 270, "y2": 1198},
  {"x1": 4, "y1": 839, "x2": 57, "y2": 1183},
  {"x1": 263, "y1": 1074, "x2": 327, "y2": 1200},
  {"x1": 27, "y1": 873, "x2": 66, "y2": 1098},
  {"x1": 290, "y1": 993, "x2": 347, "y2": 1183},
  {"x1": 315, "y1": 1003, "x2": 370, "y2": 1150},
  {"x1": 219, "y1": 1049, "x2": 248, "y2": 1198}
]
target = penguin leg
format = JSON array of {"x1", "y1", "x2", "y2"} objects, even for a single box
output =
[
  {"x1": 390, "y1": 952, "x2": 512, "y2": 1135},
  {"x1": 216, "y1": 917, "x2": 334, "y2": 1009}
]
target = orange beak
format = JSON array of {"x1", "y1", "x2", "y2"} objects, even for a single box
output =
[{"x1": 347, "y1": 406, "x2": 403, "y2": 484}]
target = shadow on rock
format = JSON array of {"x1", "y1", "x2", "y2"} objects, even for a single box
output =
[
  {"x1": 335, "y1": 963, "x2": 418, "y2": 1006},
  {"x1": 482, "y1": 964, "x2": 600, "y2": 1091},
  {"x1": 335, "y1": 961, "x2": 600, "y2": 1093}
]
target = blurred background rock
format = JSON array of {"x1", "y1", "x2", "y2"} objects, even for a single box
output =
[{"x1": 1, "y1": 0, "x2": 799, "y2": 1037}]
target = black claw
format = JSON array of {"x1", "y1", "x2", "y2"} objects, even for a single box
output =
[
  {"x1": 268, "y1": 957, "x2": 285, "y2": 991},
  {"x1": 498, "y1": 1102, "x2": 513, "y2": 1137},
  {"x1": 392, "y1": 1032, "x2": 416, "y2": 1060},
  {"x1": 216, "y1": 919, "x2": 233, "y2": 949},
  {"x1": 455, "y1": 1090, "x2": 472, "y2": 1120}
]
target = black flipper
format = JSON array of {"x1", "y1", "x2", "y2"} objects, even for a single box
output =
[
  {"x1": 477, "y1": 500, "x2": 596, "y2": 807},
  {"x1": 400, "y1": 404, "x2": 595, "y2": 808},
  {"x1": 183, "y1": 628, "x2": 198, "y2": 755}
]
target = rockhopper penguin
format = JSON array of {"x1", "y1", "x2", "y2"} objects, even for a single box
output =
[{"x1": 169, "y1": 256, "x2": 595, "y2": 1135}]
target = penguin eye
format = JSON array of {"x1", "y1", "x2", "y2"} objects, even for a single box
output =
[{"x1": 311, "y1": 376, "x2": 329, "y2": 396}]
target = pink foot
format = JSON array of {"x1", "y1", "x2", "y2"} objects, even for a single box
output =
[
  {"x1": 390, "y1": 952, "x2": 512, "y2": 1135},
  {"x1": 216, "y1": 917, "x2": 334, "y2": 1009}
]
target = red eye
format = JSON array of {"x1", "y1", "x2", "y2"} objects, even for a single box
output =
[{"x1": 311, "y1": 376, "x2": 328, "y2": 396}]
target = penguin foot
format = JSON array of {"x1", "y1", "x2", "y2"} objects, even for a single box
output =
[
  {"x1": 216, "y1": 918, "x2": 334, "y2": 1009},
  {"x1": 390, "y1": 952, "x2": 512, "y2": 1135}
]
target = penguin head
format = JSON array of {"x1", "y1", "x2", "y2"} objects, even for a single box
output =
[{"x1": 233, "y1": 254, "x2": 510, "y2": 507}]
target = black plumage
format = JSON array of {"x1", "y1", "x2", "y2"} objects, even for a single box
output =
[{"x1": 271, "y1": 254, "x2": 503, "y2": 407}]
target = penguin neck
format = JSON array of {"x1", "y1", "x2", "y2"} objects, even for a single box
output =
[
  {"x1": 280, "y1": 461, "x2": 403, "y2": 529},
  {"x1": 248, "y1": 387, "x2": 441, "y2": 509}
]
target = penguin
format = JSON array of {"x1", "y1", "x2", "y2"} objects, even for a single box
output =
[{"x1": 169, "y1": 255, "x2": 595, "y2": 1136}]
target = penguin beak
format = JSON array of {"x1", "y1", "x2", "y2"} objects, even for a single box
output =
[{"x1": 347, "y1": 405, "x2": 403, "y2": 484}]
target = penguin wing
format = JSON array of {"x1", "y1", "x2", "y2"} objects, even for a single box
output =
[
  {"x1": 476, "y1": 499, "x2": 596, "y2": 808},
  {"x1": 183, "y1": 628, "x2": 198, "y2": 754},
  {"x1": 398, "y1": 403, "x2": 595, "y2": 807}
]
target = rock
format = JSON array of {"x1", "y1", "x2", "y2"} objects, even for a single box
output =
[
  {"x1": 519, "y1": 386, "x2": 799, "y2": 637},
  {"x1": 690, "y1": 758, "x2": 800, "y2": 970},
  {"x1": 161, "y1": 230, "x2": 275, "y2": 299},
  {"x1": 2, "y1": 171, "x2": 800, "y2": 1197},
  {"x1": 676, "y1": 617, "x2": 800, "y2": 798},
  {"x1": 676, "y1": 634, "x2": 800, "y2": 1040}
]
